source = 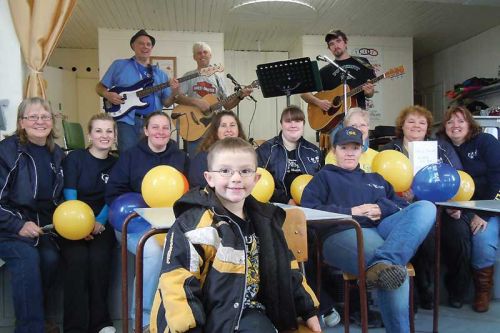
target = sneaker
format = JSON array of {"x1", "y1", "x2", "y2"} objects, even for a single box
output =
[
  {"x1": 98, "y1": 327, "x2": 116, "y2": 333},
  {"x1": 323, "y1": 307, "x2": 341, "y2": 327},
  {"x1": 366, "y1": 262, "x2": 407, "y2": 290}
]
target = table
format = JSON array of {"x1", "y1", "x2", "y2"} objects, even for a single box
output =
[
  {"x1": 433, "y1": 200, "x2": 500, "y2": 333},
  {"x1": 121, "y1": 208, "x2": 176, "y2": 333},
  {"x1": 121, "y1": 205, "x2": 368, "y2": 333}
]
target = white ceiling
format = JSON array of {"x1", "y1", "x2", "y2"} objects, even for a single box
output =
[{"x1": 58, "y1": 0, "x2": 500, "y2": 60}]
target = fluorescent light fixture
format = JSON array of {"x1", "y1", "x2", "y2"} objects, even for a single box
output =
[{"x1": 231, "y1": 0, "x2": 316, "y2": 11}]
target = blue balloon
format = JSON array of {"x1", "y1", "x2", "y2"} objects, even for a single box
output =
[
  {"x1": 109, "y1": 193, "x2": 150, "y2": 233},
  {"x1": 411, "y1": 163, "x2": 460, "y2": 202}
]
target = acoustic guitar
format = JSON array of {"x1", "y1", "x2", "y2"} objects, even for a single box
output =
[
  {"x1": 102, "y1": 65, "x2": 224, "y2": 119},
  {"x1": 307, "y1": 66, "x2": 405, "y2": 132},
  {"x1": 172, "y1": 80, "x2": 260, "y2": 141}
]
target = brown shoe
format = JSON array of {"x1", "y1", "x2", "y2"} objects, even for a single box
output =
[
  {"x1": 366, "y1": 262, "x2": 407, "y2": 290},
  {"x1": 473, "y1": 266, "x2": 494, "y2": 312}
]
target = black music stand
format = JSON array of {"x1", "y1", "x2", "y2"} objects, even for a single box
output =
[{"x1": 256, "y1": 57, "x2": 322, "y2": 106}]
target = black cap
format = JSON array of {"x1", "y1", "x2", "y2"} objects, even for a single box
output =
[
  {"x1": 325, "y1": 29, "x2": 348, "y2": 43},
  {"x1": 130, "y1": 29, "x2": 156, "y2": 48},
  {"x1": 332, "y1": 126, "x2": 363, "y2": 146}
]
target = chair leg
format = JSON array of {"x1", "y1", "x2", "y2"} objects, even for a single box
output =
[
  {"x1": 344, "y1": 279, "x2": 350, "y2": 333},
  {"x1": 409, "y1": 276, "x2": 415, "y2": 333}
]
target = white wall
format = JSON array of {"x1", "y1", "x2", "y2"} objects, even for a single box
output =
[
  {"x1": 415, "y1": 25, "x2": 500, "y2": 121},
  {"x1": 0, "y1": 0, "x2": 23, "y2": 136},
  {"x1": 98, "y1": 29, "x2": 225, "y2": 80},
  {"x1": 299, "y1": 35, "x2": 414, "y2": 132}
]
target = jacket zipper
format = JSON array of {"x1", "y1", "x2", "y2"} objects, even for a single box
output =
[{"x1": 212, "y1": 209, "x2": 248, "y2": 331}]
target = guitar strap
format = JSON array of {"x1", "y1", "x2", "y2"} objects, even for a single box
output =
[{"x1": 352, "y1": 56, "x2": 375, "y2": 71}]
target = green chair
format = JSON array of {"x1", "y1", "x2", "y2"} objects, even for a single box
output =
[{"x1": 62, "y1": 120, "x2": 85, "y2": 151}]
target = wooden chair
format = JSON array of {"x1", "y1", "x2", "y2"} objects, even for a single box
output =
[
  {"x1": 342, "y1": 264, "x2": 416, "y2": 333},
  {"x1": 282, "y1": 208, "x2": 322, "y2": 333}
]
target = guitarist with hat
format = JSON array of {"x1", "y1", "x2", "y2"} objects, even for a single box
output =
[
  {"x1": 301, "y1": 30, "x2": 375, "y2": 148},
  {"x1": 175, "y1": 42, "x2": 253, "y2": 156},
  {"x1": 96, "y1": 29, "x2": 179, "y2": 152}
]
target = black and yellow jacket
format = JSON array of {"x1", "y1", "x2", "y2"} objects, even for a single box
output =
[{"x1": 151, "y1": 187, "x2": 318, "y2": 333}]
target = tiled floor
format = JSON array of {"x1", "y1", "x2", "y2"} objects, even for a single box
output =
[{"x1": 1, "y1": 301, "x2": 498, "y2": 332}]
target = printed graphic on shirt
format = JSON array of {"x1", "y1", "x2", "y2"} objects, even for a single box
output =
[
  {"x1": 192, "y1": 81, "x2": 217, "y2": 97},
  {"x1": 243, "y1": 234, "x2": 265, "y2": 310}
]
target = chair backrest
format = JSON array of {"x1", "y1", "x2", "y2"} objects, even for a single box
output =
[
  {"x1": 282, "y1": 208, "x2": 308, "y2": 263},
  {"x1": 62, "y1": 120, "x2": 85, "y2": 150}
]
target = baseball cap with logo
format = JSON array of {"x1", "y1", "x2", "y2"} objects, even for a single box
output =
[{"x1": 332, "y1": 126, "x2": 363, "y2": 146}]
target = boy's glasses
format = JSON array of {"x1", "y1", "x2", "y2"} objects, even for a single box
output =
[
  {"x1": 22, "y1": 115, "x2": 53, "y2": 122},
  {"x1": 209, "y1": 168, "x2": 256, "y2": 178}
]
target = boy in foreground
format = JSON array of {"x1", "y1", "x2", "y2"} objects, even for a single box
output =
[{"x1": 151, "y1": 137, "x2": 321, "y2": 332}]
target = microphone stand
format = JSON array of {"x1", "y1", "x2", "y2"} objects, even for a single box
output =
[{"x1": 317, "y1": 55, "x2": 356, "y2": 115}]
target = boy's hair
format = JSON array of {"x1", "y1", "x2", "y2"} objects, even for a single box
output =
[{"x1": 207, "y1": 137, "x2": 257, "y2": 170}]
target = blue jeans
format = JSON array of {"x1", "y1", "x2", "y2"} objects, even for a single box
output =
[
  {"x1": 115, "y1": 229, "x2": 163, "y2": 327},
  {"x1": 117, "y1": 118, "x2": 144, "y2": 153},
  {"x1": 323, "y1": 201, "x2": 436, "y2": 333},
  {"x1": 0, "y1": 236, "x2": 59, "y2": 333},
  {"x1": 471, "y1": 216, "x2": 499, "y2": 269}
]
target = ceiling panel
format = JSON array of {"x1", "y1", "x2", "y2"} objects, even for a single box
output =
[{"x1": 56, "y1": 0, "x2": 500, "y2": 60}]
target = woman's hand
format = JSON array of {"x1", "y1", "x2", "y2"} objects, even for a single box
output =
[
  {"x1": 352, "y1": 204, "x2": 381, "y2": 221},
  {"x1": 305, "y1": 315, "x2": 322, "y2": 332},
  {"x1": 84, "y1": 222, "x2": 106, "y2": 241},
  {"x1": 470, "y1": 214, "x2": 488, "y2": 235},
  {"x1": 400, "y1": 189, "x2": 415, "y2": 202},
  {"x1": 18, "y1": 221, "x2": 43, "y2": 238}
]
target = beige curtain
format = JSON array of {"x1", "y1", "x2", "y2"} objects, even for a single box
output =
[{"x1": 8, "y1": 0, "x2": 77, "y2": 98}]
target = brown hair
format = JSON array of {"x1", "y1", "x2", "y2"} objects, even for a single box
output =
[
  {"x1": 143, "y1": 111, "x2": 171, "y2": 129},
  {"x1": 437, "y1": 105, "x2": 482, "y2": 142},
  {"x1": 15, "y1": 97, "x2": 58, "y2": 152},
  {"x1": 207, "y1": 137, "x2": 257, "y2": 170},
  {"x1": 394, "y1": 105, "x2": 433, "y2": 139},
  {"x1": 280, "y1": 105, "x2": 305, "y2": 124},
  {"x1": 198, "y1": 110, "x2": 246, "y2": 152}
]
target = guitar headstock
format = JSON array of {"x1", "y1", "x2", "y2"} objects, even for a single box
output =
[
  {"x1": 384, "y1": 66, "x2": 405, "y2": 79},
  {"x1": 200, "y1": 64, "x2": 224, "y2": 77}
]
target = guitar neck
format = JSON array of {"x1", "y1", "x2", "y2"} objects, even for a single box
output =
[
  {"x1": 137, "y1": 72, "x2": 201, "y2": 98},
  {"x1": 209, "y1": 91, "x2": 240, "y2": 112},
  {"x1": 347, "y1": 73, "x2": 386, "y2": 98}
]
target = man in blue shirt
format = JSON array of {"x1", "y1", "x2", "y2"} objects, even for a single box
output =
[{"x1": 96, "y1": 30, "x2": 179, "y2": 152}]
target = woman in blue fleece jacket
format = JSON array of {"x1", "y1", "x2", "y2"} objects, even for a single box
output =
[
  {"x1": 438, "y1": 105, "x2": 500, "y2": 313},
  {"x1": 301, "y1": 127, "x2": 436, "y2": 333},
  {"x1": 105, "y1": 111, "x2": 188, "y2": 330}
]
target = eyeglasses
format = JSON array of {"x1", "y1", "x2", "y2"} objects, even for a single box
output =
[
  {"x1": 22, "y1": 115, "x2": 53, "y2": 122},
  {"x1": 208, "y1": 168, "x2": 256, "y2": 178}
]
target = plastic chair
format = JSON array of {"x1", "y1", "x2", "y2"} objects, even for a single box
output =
[{"x1": 62, "y1": 120, "x2": 85, "y2": 151}]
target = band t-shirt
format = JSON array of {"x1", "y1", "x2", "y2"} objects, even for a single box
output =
[
  {"x1": 319, "y1": 57, "x2": 376, "y2": 109},
  {"x1": 180, "y1": 71, "x2": 227, "y2": 102},
  {"x1": 63, "y1": 149, "x2": 117, "y2": 216},
  {"x1": 226, "y1": 209, "x2": 265, "y2": 311},
  {"x1": 284, "y1": 149, "x2": 303, "y2": 198}
]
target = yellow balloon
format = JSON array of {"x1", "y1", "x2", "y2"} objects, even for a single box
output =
[
  {"x1": 155, "y1": 233, "x2": 167, "y2": 246},
  {"x1": 53, "y1": 200, "x2": 95, "y2": 240},
  {"x1": 251, "y1": 167, "x2": 275, "y2": 203},
  {"x1": 325, "y1": 151, "x2": 335, "y2": 165},
  {"x1": 451, "y1": 170, "x2": 475, "y2": 201},
  {"x1": 142, "y1": 166, "x2": 187, "y2": 207},
  {"x1": 291, "y1": 174, "x2": 313, "y2": 205},
  {"x1": 372, "y1": 150, "x2": 413, "y2": 192}
]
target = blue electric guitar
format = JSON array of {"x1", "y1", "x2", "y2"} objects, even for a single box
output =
[{"x1": 102, "y1": 65, "x2": 224, "y2": 118}]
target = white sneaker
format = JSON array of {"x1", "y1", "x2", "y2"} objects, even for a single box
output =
[
  {"x1": 323, "y1": 307, "x2": 341, "y2": 327},
  {"x1": 98, "y1": 327, "x2": 116, "y2": 333}
]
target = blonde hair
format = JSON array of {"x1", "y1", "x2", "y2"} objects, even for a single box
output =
[
  {"x1": 207, "y1": 137, "x2": 257, "y2": 170},
  {"x1": 88, "y1": 113, "x2": 116, "y2": 133},
  {"x1": 345, "y1": 107, "x2": 370, "y2": 126},
  {"x1": 15, "y1": 97, "x2": 58, "y2": 152}
]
